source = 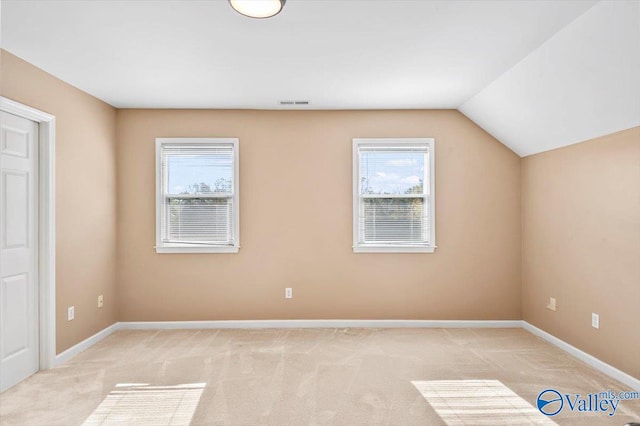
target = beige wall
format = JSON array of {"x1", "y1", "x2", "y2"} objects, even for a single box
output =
[
  {"x1": 116, "y1": 109, "x2": 522, "y2": 321},
  {"x1": 0, "y1": 50, "x2": 118, "y2": 353},
  {"x1": 522, "y1": 127, "x2": 640, "y2": 378}
]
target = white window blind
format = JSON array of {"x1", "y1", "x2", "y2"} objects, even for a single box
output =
[
  {"x1": 156, "y1": 139, "x2": 239, "y2": 253},
  {"x1": 353, "y1": 139, "x2": 435, "y2": 253}
]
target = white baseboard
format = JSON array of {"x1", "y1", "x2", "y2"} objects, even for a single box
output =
[
  {"x1": 51, "y1": 319, "x2": 639, "y2": 392},
  {"x1": 54, "y1": 322, "x2": 119, "y2": 366},
  {"x1": 522, "y1": 321, "x2": 640, "y2": 391},
  {"x1": 118, "y1": 319, "x2": 523, "y2": 330}
]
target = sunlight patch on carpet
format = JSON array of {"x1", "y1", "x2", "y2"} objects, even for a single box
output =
[
  {"x1": 82, "y1": 383, "x2": 205, "y2": 426},
  {"x1": 412, "y1": 379, "x2": 556, "y2": 425}
]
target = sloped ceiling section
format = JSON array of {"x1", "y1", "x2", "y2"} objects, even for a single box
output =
[{"x1": 459, "y1": 0, "x2": 640, "y2": 157}]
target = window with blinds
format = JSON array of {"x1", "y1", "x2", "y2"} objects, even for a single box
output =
[
  {"x1": 353, "y1": 139, "x2": 435, "y2": 253},
  {"x1": 155, "y1": 138, "x2": 239, "y2": 253}
]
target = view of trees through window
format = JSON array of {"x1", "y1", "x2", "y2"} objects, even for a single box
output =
[
  {"x1": 166, "y1": 179, "x2": 233, "y2": 243},
  {"x1": 180, "y1": 178, "x2": 232, "y2": 195},
  {"x1": 162, "y1": 146, "x2": 235, "y2": 245},
  {"x1": 358, "y1": 149, "x2": 428, "y2": 244}
]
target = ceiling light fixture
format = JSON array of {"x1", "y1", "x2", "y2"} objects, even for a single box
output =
[{"x1": 229, "y1": 0, "x2": 286, "y2": 19}]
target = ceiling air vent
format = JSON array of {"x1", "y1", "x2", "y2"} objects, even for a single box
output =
[{"x1": 279, "y1": 100, "x2": 310, "y2": 106}]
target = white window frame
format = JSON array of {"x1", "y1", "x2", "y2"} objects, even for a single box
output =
[
  {"x1": 352, "y1": 138, "x2": 436, "y2": 253},
  {"x1": 155, "y1": 138, "x2": 240, "y2": 253}
]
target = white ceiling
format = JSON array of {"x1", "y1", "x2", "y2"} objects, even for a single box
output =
[
  {"x1": 1, "y1": 0, "x2": 638, "y2": 156},
  {"x1": 460, "y1": 0, "x2": 640, "y2": 157},
  {"x1": 1, "y1": 0, "x2": 595, "y2": 110}
]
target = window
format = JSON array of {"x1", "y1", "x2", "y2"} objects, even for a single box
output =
[
  {"x1": 156, "y1": 138, "x2": 239, "y2": 253},
  {"x1": 353, "y1": 138, "x2": 435, "y2": 253}
]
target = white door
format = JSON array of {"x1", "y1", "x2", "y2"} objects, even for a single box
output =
[{"x1": 0, "y1": 111, "x2": 39, "y2": 392}]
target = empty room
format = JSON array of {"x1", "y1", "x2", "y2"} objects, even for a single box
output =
[{"x1": 0, "y1": 0, "x2": 638, "y2": 425}]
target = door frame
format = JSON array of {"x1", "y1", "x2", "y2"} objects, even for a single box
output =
[{"x1": 0, "y1": 96, "x2": 56, "y2": 370}]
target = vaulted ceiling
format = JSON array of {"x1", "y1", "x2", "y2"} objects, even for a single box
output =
[{"x1": 1, "y1": 0, "x2": 638, "y2": 156}]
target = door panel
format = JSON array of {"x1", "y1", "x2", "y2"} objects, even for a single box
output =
[
  {"x1": 0, "y1": 111, "x2": 39, "y2": 392},
  {"x1": 4, "y1": 171, "x2": 29, "y2": 248},
  {"x1": 2, "y1": 274, "x2": 29, "y2": 359},
  {"x1": 2, "y1": 127, "x2": 30, "y2": 158}
]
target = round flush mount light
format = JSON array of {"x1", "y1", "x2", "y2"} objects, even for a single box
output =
[{"x1": 229, "y1": 0, "x2": 286, "y2": 19}]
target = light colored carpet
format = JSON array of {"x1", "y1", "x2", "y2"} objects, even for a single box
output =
[{"x1": 0, "y1": 328, "x2": 638, "y2": 425}]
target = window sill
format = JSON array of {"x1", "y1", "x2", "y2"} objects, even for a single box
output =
[
  {"x1": 353, "y1": 245, "x2": 436, "y2": 253},
  {"x1": 155, "y1": 245, "x2": 239, "y2": 254}
]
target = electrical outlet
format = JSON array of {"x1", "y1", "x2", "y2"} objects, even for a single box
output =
[
  {"x1": 592, "y1": 313, "x2": 599, "y2": 329},
  {"x1": 285, "y1": 288, "x2": 293, "y2": 299},
  {"x1": 68, "y1": 306, "x2": 75, "y2": 321},
  {"x1": 546, "y1": 297, "x2": 557, "y2": 311},
  {"x1": 98, "y1": 294, "x2": 104, "y2": 308}
]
